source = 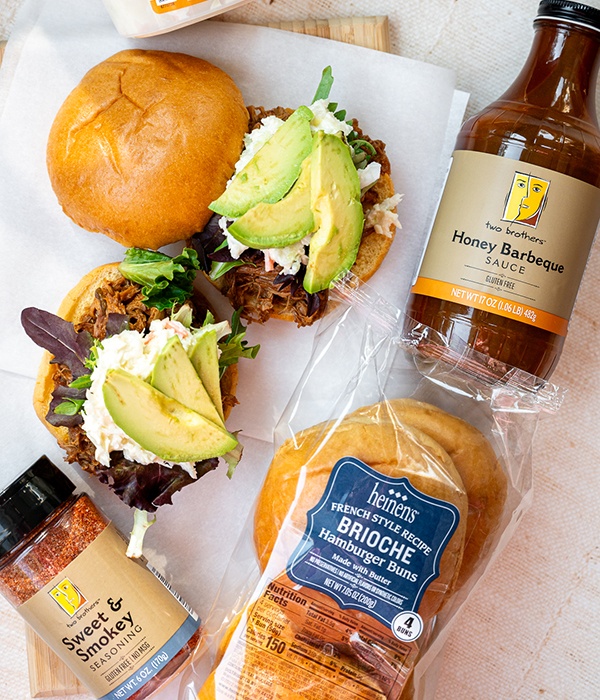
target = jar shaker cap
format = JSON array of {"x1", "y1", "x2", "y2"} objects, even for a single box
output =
[
  {"x1": 0, "y1": 456, "x2": 75, "y2": 557},
  {"x1": 536, "y1": 0, "x2": 600, "y2": 31}
]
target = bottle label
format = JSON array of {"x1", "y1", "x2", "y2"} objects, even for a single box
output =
[
  {"x1": 286, "y1": 456, "x2": 460, "y2": 640},
  {"x1": 150, "y1": 0, "x2": 208, "y2": 14},
  {"x1": 18, "y1": 524, "x2": 199, "y2": 699},
  {"x1": 411, "y1": 150, "x2": 600, "y2": 335}
]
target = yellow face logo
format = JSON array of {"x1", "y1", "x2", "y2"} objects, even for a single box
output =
[
  {"x1": 49, "y1": 578, "x2": 87, "y2": 616},
  {"x1": 502, "y1": 172, "x2": 550, "y2": 227}
]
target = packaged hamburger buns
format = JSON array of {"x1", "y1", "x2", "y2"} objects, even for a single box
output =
[{"x1": 181, "y1": 277, "x2": 563, "y2": 699}]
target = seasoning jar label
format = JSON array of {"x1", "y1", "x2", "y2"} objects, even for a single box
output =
[
  {"x1": 411, "y1": 150, "x2": 600, "y2": 335},
  {"x1": 150, "y1": 0, "x2": 207, "y2": 14},
  {"x1": 18, "y1": 524, "x2": 199, "y2": 700}
]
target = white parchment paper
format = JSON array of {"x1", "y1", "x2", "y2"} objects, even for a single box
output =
[{"x1": 0, "y1": 2, "x2": 467, "y2": 697}]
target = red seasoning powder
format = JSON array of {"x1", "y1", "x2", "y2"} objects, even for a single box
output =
[
  {"x1": 0, "y1": 495, "x2": 106, "y2": 606},
  {"x1": 0, "y1": 457, "x2": 200, "y2": 700}
]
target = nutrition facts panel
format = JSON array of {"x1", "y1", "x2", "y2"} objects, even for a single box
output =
[{"x1": 214, "y1": 577, "x2": 416, "y2": 699}]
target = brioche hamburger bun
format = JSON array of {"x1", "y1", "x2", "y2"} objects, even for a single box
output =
[
  {"x1": 347, "y1": 399, "x2": 507, "y2": 589},
  {"x1": 33, "y1": 263, "x2": 238, "y2": 449},
  {"x1": 47, "y1": 49, "x2": 248, "y2": 250},
  {"x1": 253, "y1": 412, "x2": 468, "y2": 621},
  {"x1": 199, "y1": 414, "x2": 466, "y2": 699}
]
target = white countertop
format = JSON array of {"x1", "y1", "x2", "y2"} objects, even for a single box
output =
[{"x1": 2, "y1": 1, "x2": 600, "y2": 699}]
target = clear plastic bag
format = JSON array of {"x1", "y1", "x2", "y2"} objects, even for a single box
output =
[{"x1": 180, "y1": 277, "x2": 563, "y2": 700}]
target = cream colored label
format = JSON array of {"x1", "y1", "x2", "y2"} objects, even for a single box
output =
[
  {"x1": 19, "y1": 525, "x2": 199, "y2": 699},
  {"x1": 151, "y1": 0, "x2": 208, "y2": 14},
  {"x1": 412, "y1": 150, "x2": 600, "y2": 335}
]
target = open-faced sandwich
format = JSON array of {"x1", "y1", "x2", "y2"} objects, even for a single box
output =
[
  {"x1": 191, "y1": 67, "x2": 402, "y2": 326},
  {"x1": 21, "y1": 248, "x2": 259, "y2": 556}
]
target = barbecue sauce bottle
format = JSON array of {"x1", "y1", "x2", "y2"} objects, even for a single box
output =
[{"x1": 406, "y1": 0, "x2": 600, "y2": 381}]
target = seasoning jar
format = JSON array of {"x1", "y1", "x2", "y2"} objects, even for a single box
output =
[
  {"x1": 0, "y1": 456, "x2": 201, "y2": 700},
  {"x1": 102, "y1": 0, "x2": 253, "y2": 38},
  {"x1": 405, "y1": 0, "x2": 600, "y2": 381}
]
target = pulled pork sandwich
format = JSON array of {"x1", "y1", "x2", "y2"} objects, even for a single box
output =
[
  {"x1": 21, "y1": 248, "x2": 259, "y2": 556},
  {"x1": 46, "y1": 49, "x2": 248, "y2": 250},
  {"x1": 191, "y1": 67, "x2": 401, "y2": 326}
]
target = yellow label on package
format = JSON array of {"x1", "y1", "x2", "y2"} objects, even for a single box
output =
[{"x1": 151, "y1": 0, "x2": 208, "y2": 14}]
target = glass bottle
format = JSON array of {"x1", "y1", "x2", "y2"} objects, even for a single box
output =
[
  {"x1": 405, "y1": 0, "x2": 600, "y2": 381},
  {"x1": 0, "y1": 456, "x2": 201, "y2": 700}
]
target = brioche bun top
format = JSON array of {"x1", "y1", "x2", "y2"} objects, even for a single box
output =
[{"x1": 47, "y1": 49, "x2": 248, "y2": 250}]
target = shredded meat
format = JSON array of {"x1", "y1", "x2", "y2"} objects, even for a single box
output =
[
  {"x1": 74, "y1": 277, "x2": 163, "y2": 338},
  {"x1": 218, "y1": 252, "x2": 328, "y2": 326},
  {"x1": 247, "y1": 105, "x2": 294, "y2": 128}
]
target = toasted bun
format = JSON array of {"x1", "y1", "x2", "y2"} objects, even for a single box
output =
[
  {"x1": 347, "y1": 400, "x2": 507, "y2": 590},
  {"x1": 47, "y1": 50, "x2": 248, "y2": 250},
  {"x1": 33, "y1": 264, "x2": 124, "y2": 445},
  {"x1": 34, "y1": 263, "x2": 238, "y2": 447},
  {"x1": 253, "y1": 411, "x2": 468, "y2": 621},
  {"x1": 351, "y1": 172, "x2": 396, "y2": 282}
]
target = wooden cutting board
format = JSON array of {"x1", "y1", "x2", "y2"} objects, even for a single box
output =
[{"x1": 0, "y1": 14, "x2": 389, "y2": 698}]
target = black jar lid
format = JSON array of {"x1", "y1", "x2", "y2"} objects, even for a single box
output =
[
  {"x1": 536, "y1": 0, "x2": 600, "y2": 31},
  {"x1": 0, "y1": 456, "x2": 75, "y2": 558}
]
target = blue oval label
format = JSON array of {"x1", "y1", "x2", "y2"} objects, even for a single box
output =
[{"x1": 287, "y1": 457, "x2": 460, "y2": 635}]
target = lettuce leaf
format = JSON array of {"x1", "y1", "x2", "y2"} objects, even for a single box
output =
[
  {"x1": 218, "y1": 309, "x2": 260, "y2": 377},
  {"x1": 312, "y1": 65, "x2": 334, "y2": 102},
  {"x1": 95, "y1": 456, "x2": 218, "y2": 512},
  {"x1": 119, "y1": 247, "x2": 200, "y2": 310},
  {"x1": 21, "y1": 307, "x2": 93, "y2": 378}
]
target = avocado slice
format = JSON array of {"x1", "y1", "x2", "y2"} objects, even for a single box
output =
[
  {"x1": 103, "y1": 369, "x2": 238, "y2": 462},
  {"x1": 227, "y1": 155, "x2": 315, "y2": 249},
  {"x1": 303, "y1": 132, "x2": 364, "y2": 294},
  {"x1": 209, "y1": 105, "x2": 314, "y2": 219},
  {"x1": 189, "y1": 330, "x2": 223, "y2": 422},
  {"x1": 151, "y1": 336, "x2": 224, "y2": 428}
]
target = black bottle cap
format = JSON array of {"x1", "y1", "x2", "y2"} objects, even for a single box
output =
[
  {"x1": 536, "y1": 0, "x2": 600, "y2": 31},
  {"x1": 0, "y1": 456, "x2": 75, "y2": 558}
]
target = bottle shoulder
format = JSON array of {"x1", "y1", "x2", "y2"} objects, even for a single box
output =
[{"x1": 457, "y1": 100, "x2": 600, "y2": 186}]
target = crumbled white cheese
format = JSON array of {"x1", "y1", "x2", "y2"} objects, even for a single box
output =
[
  {"x1": 309, "y1": 99, "x2": 353, "y2": 137},
  {"x1": 358, "y1": 161, "x2": 382, "y2": 191},
  {"x1": 365, "y1": 194, "x2": 403, "y2": 237},
  {"x1": 264, "y1": 238, "x2": 310, "y2": 275},
  {"x1": 81, "y1": 317, "x2": 229, "y2": 476},
  {"x1": 235, "y1": 115, "x2": 284, "y2": 173},
  {"x1": 225, "y1": 229, "x2": 249, "y2": 259}
]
